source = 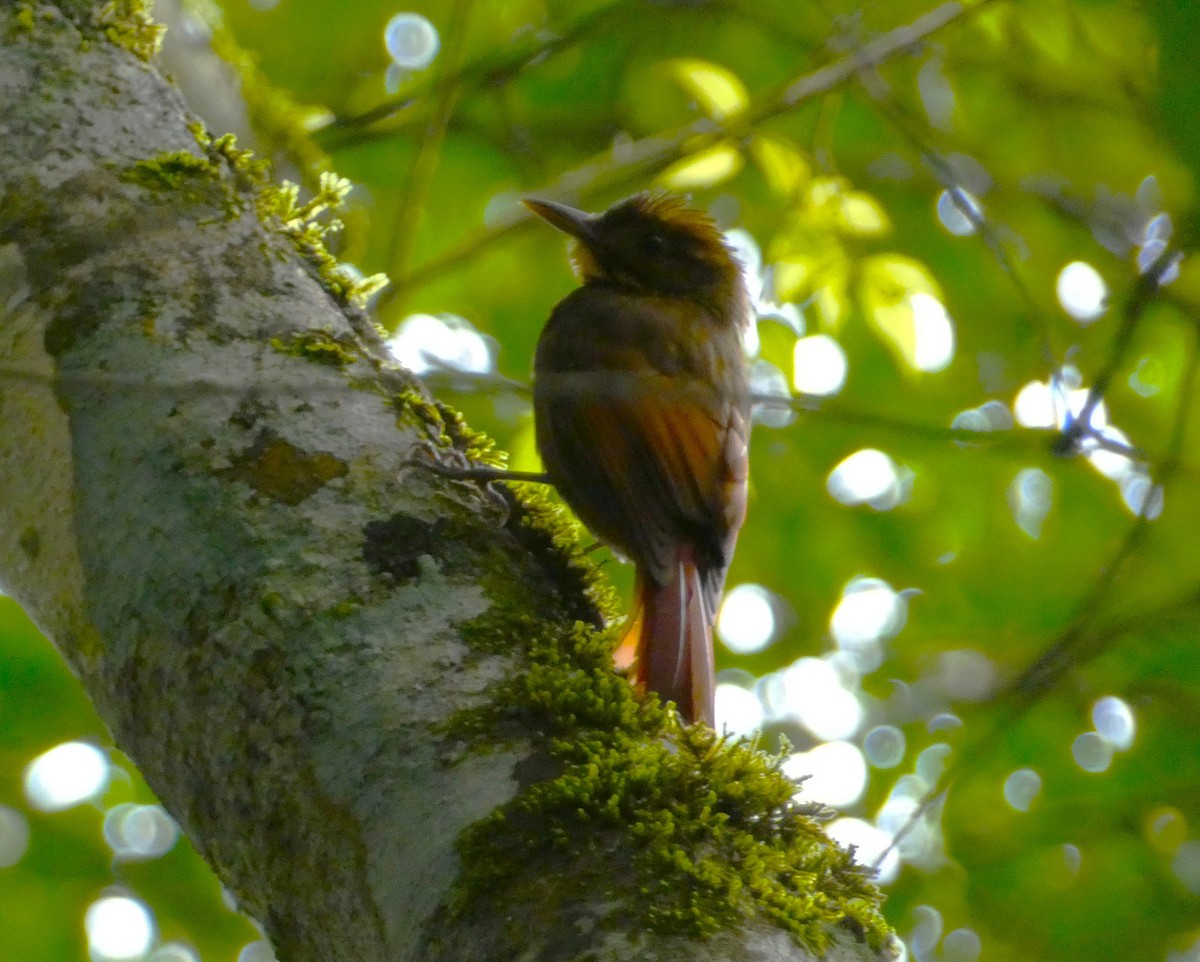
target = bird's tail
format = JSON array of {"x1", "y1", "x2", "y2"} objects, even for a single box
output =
[{"x1": 615, "y1": 559, "x2": 715, "y2": 726}]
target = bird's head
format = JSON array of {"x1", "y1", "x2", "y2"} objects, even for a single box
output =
[{"x1": 524, "y1": 192, "x2": 749, "y2": 320}]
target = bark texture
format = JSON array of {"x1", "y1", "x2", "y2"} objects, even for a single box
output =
[{"x1": 0, "y1": 6, "x2": 896, "y2": 961}]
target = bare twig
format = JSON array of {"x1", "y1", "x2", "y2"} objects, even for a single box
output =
[
  {"x1": 388, "y1": 1, "x2": 989, "y2": 298},
  {"x1": 876, "y1": 307, "x2": 1200, "y2": 871},
  {"x1": 383, "y1": 0, "x2": 476, "y2": 311}
]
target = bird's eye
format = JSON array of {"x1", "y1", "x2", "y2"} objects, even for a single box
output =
[{"x1": 638, "y1": 232, "x2": 668, "y2": 256}]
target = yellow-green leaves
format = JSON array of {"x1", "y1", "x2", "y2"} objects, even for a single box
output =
[
  {"x1": 664, "y1": 58, "x2": 748, "y2": 121},
  {"x1": 655, "y1": 59, "x2": 749, "y2": 190},
  {"x1": 660, "y1": 142, "x2": 744, "y2": 190},
  {"x1": 859, "y1": 255, "x2": 955, "y2": 373}
]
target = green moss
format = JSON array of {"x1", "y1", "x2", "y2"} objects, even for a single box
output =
[
  {"x1": 122, "y1": 151, "x2": 212, "y2": 189},
  {"x1": 96, "y1": 0, "x2": 164, "y2": 61},
  {"x1": 391, "y1": 389, "x2": 453, "y2": 447},
  {"x1": 120, "y1": 152, "x2": 233, "y2": 211},
  {"x1": 508, "y1": 480, "x2": 621, "y2": 624},
  {"x1": 325, "y1": 599, "x2": 360, "y2": 619},
  {"x1": 388, "y1": 390, "x2": 885, "y2": 947},
  {"x1": 168, "y1": 125, "x2": 388, "y2": 308},
  {"x1": 452, "y1": 610, "x2": 889, "y2": 950},
  {"x1": 432, "y1": 401, "x2": 506, "y2": 468},
  {"x1": 12, "y1": 5, "x2": 36, "y2": 33},
  {"x1": 269, "y1": 330, "x2": 359, "y2": 368},
  {"x1": 7, "y1": 1, "x2": 159, "y2": 60},
  {"x1": 450, "y1": 572, "x2": 889, "y2": 952},
  {"x1": 199, "y1": 0, "x2": 334, "y2": 190}
]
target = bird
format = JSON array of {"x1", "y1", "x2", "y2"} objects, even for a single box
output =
[{"x1": 524, "y1": 191, "x2": 752, "y2": 726}]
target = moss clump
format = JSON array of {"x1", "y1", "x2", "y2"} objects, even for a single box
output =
[
  {"x1": 390, "y1": 389, "x2": 456, "y2": 450},
  {"x1": 398, "y1": 389, "x2": 620, "y2": 626},
  {"x1": 202, "y1": 2, "x2": 334, "y2": 191},
  {"x1": 252, "y1": 169, "x2": 388, "y2": 307},
  {"x1": 122, "y1": 151, "x2": 212, "y2": 190},
  {"x1": 96, "y1": 0, "x2": 164, "y2": 61},
  {"x1": 452, "y1": 612, "x2": 889, "y2": 952},
  {"x1": 120, "y1": 152, "x2": 232, "y2": 211},
  {"x1": 11, "y1": 5, "x2": 36, "y2": 34},
  {"x1": 269, "y1": 330, "x2": 359, "y2": 368},
  {"x1": 507, "y1": 480, "x2": 622, "y2": 625},
  {"x1": 432, "y1": 400, "x2": 506, "y2": 468},
  {"x1": 179, "y1": 125, "x2": 388, "y2": 308}
]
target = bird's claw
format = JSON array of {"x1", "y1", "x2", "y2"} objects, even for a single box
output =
[{"x1": 402, "y1": 441, "x2": 513, "y2": 526}]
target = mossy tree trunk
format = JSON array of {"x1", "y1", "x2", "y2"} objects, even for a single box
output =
[{"x1": 0, "y1": 5, "x2": 895, "y2": 961}]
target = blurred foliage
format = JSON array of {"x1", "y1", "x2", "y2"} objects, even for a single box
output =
[{"x1": 4, "y1": 0, "x2": 1200, "y2": 959}]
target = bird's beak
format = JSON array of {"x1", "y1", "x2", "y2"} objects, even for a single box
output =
[{"x1": 523, "y1": 198, "x2": 597, "y2": 243}]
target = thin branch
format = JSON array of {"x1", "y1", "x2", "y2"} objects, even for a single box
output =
[
  {"x1": 877, "y1": 307, "x2": 1200, "y2": 871},
  {"x1": 388, "y1": 0, "x2": 990, "y2": 298},
  {"x1": 865, "y1": 93, "x2": 1059, "y2": 373},
  {"x1": 382, "y1": 0, "x2": 476, "y2": 311},
  {"x1": 321, "y1": 0, "x2": 640, "y2": 146},
  {"x1": 1057, "y1": 247, "x2": 1185, "y2": 456}
]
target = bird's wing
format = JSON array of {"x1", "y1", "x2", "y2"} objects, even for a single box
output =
[{"x1": 536, "y1": 363, "x2": 745, "y2": 591}]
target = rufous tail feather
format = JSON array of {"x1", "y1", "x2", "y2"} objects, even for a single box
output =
[{"x1": 615, "y1": 561, "x2": 714, "y2": 726}]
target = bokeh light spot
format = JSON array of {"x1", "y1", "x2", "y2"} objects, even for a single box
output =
[
  {"x1": 909, "y1": 292, "x2": 955, "y2": 372},
  {"x1": 916, "y1": 743, "x2": 952, "y2": 785},
  {"x1": 938, "y1": 649, "x2": 996, "y2": 701},
  {"x1": 387, "y1": 313, "x2": 495, "y2": 376},
  {"x1": 1145, "y1": 807, "x2": 1186, "y2": 855},
  {"x1": 1003, "y1": 768, "x2": 1042, "y2": 812},
  {"x1": 793, "y1": 334, "x2": 847, "y2": 396},
  {"x1": 104, "y1": 803, "x2": 180, "y2": 860},
  {"x1": 935, "y1": 188, "x2": 981, "y2": 236},
  {"x1": 831, "y1": 578, "x2": 908, "y2": 649},
  {"x1": 724, "y1": 229, "x2": 764, "y2": 307},
  {"x1": 877, "y1": 778, "x2": 943, "y2": 865},
  {"x1": 926, "y1": 712, "x2": 963, "y2": 733},
  {"x1": 1092, "y1": 696, "x2": 1136, "y2": 750},
  {"x1": 909, "y1": 904, "x2": 944, "y2": 960},
  {"x1": 237, "y1": 941, "x2": 278, "y2": 962},
  {"x1": 1171, "y1": 840, "x2": 1200, "y2": 895},
  {"x1": 1008, "y1": 467, "x2": 1053, "y2": 539},
  {"x1": 951, "y1": 400, "x2": 1012, "y2": 437},
  {"x1": 714, "y1": 683, "x2": 763, "y2": 739},
  {"x1": 1056, "y1": 261, "x2": 1107, "y2": 322},
  {"x1": 827, "y1": 449, "x2": 909, "y2": 510},
  {"x1": 827, "y1": 817, "x2": 900, "y2": 885},
  {"x1": 783, "y1": 657, "x2": 864, "y2": 740},
  {"x1": 1012, "y1": 379, "x2": 1058, "y2": 429},
  {"x1": 750, "y1": 359, "x2": 795, "y2": 427},
  {"x1": 24, "y1": 741, "x2": 109, "y2": 812},
  {"x1": 1128, "y1": 355, "x2": 1163, "y2": 397},
  {"x1": 835, "y1": 451, "x2": 902, "y2": 508},
  {"x1": 383, "y1": 13, "x2": 439, "y2": 70},
  {"x1": 1137, "y1": 240, "x2": 1182, "y2": 285},
  {"x1": 784, "y1": 741, "x2": 867, "y2": 807},
  {"x1": 1121, "y1": 475, "x2": 1164, "y2": 520},
  {"x1": 942, "y1": 928, "x2": 982, "y2": 962},
  {"x1": 0, "y1": 805, "x2": 30, "y2": 867},
  {"x1": 149, "y1": 945, "x2": 200, "y2": 962},
  {"x1": 1071, "y1": 731, "x2": 1113, "y2": 773},
  {"x1": 85, "y1": 895, "x2": 155, "y2": 961},
  {"x1": 864, "y1": 726, "x2": 906, "y2": 769},
  {"x1": 717, "y1": 583, "x2": 777, "y2": 654}
]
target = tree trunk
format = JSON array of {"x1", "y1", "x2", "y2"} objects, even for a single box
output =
[{"x1": 0, "y1": 4, "x2": 895, "y2": 960}]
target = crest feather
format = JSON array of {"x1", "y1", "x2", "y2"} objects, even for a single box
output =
[{"x1": 624, "y1": 191, "x2": 724, "y2": 243}]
